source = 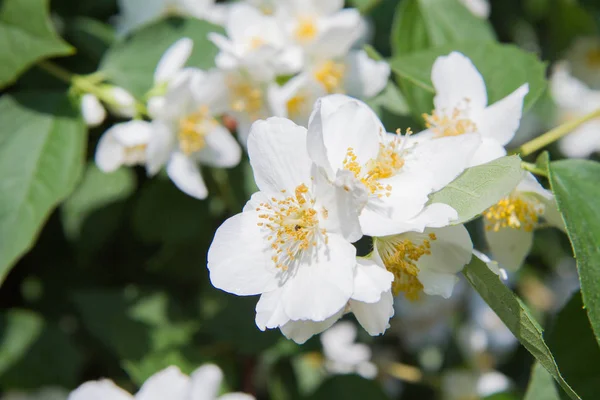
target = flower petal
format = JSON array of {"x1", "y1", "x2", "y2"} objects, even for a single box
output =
[
  {"x1": 476, "y1": 84, "x2": 528, "y2": 146},
  {"x1": 95, "y1": 129, "x2": 125, "y2": 173},
  {"x1": 432, "y1": 52, "x2": 487, "y2": 111},
  {"x1": 68, "y1": 380, "x2": 132, "y2": 400},
  {"x1": 484, "y1": 224, "x2": 533, "y2": 271},
  {"x1": 154, "y1": 38, "x2": 194, "y2": 84},
  {"x1": 197, "y1": 124, "x2": 242, "y2": 168},
  {"x1": 247, "y1": 117, "x2": 313, "y2": 195},
  {"x1": 167, "y1": 152, "x2": 209, "y2": 199},
  {"x1": 136, "y1": 366, "x2": 189, "y2": 400},
  {"x1": 344, "y1": 50, "x2": 390, "y2": 99},
  {"x1": 559, "y1": 121, "x2": 600, "y2": 158},
  {"x1": 349, "y1": 290, "x2": 394, "y2": 336},
  {"x1": 469, "y1": 137, "x2": 507, "y2": 167},
  {"x1": 280, "y1": 308, "x2": 345, "y2": 344},
  {"x1": 81, "y1": 94, "x2": 106, "y2": 127},
  {"x1": 351, "y1": 256, "x2": 394, "y2": 303},
  {"x1": 188, "y1": 364, "x2": 223, "y2": 400},
  {"x1": 146, "y1": 121, "x2": 176, "y2": 176},
  {"x1": 255, "y1": 288, "x2": 290, "y2": 330},
  {"x1": 208, "y1": 210, "x2": 279, "y2": 296},
  {"x1": 281, "y1": 233, "x2": 355, "y2": 321},
  {"x1": 218, "y1": 394, "x2": 256, "y2": 400},
  {"x1": 310, "y1": 9, "x2": 362, "y2": 59}
]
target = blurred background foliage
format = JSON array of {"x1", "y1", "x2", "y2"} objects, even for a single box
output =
[{"x1": 0, "y1": 0, "x2": 599, "y2": 399}]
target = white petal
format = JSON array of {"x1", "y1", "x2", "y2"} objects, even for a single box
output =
[
  {"x1": 517, "y1": 172, "x2": 552, "y2": 200},
  {"x1": 147, "y1": 96, "x2": 167, "y2": 120},
  {"x1": 351, "y1": 257, "x2": 394, "y2": 303},
  {"x1": 477, "y1": 371, "x2": 511, "y2": 397},
  {"x1": 432, "y1": 52, "x2": 487, "y2": 112},
  {"x1": 111, "y1": 120, "x2": 154, "y2": 147},
  {"x1": 484, "y1": 224, "x2": 533, "y2": 271},
  {"x1": 107, "y1": 87, "x2": 137, "y2": 118},
  {"x1": 460, "y1": 0, "x2": 491, "y2": 18},
  {"x1": 349, "y1": 290, "x2": 394, "y2": 336},
  {"x1": 402, "y1": 203, "x2": 459, "y2": 231},
  {"x1": 256, "y1": 288, "x2": 290, "y2": 330},
  {"x1": 166, "y1": 152, "x2": 208, "y2": 199},
  {"x1": 188, "y1": 364, "x2": 223, "y2": 400},
  {"x1": 146, "y1": 121, "x2": 176, "y2": 176},
  {"x1": 417, "y1": 225, "x2": 473, "y2": 298},
  {"x1": 281, "y1": 234, "x2": 356, "y2": 321},
  {"x1": 208, "y1": 210, "x2": 279, "y2": 296},
  {"x1": 550, "y1": 62, "x2": 594, "y2": 110},
  {"x1": 154, "y1": 38, "x2": 194, "y2": 84},
  {"x1": 81, "y1": 94, "x2": 106, "y2": 127},
  {"x1": 136, "y1": 366, "x2": 189, "y2": 400},
  {"x1": 95, "y1": 129, "x2": 126, "y2": 173},
  {"x1": 197, "y1": 124, "x2": 242, "y2": 168},
  {"x1": 280, "y1": 308, "x2": 345, "y2": 344},
  {"x1": 559, "y1": 122, "x2": 600, "y2": 158},
  {"x1": 247, "y1": 117, "x2": 313, "y2": 195},
  {"x1": 218, "y1": 394, "x2": 256, "y2": 400},
  {"x1": 68, "y1": 380, "x2": 132, "y2": 400},
  {"x1": 311, "y1": 0, "x2": 344, "y2": 15},
  {"x1": 344, "y1": 50, "x2": 390, "y2": 99},
  {"x1": 309, "y1": 9, "x2": 362, "y2": 59},
  {"x1": 469, "y1": 137, "x2": 507, "y2": 167},
  {"x1": 476, "y1": 84, "x2": 529, "y2": 146}
]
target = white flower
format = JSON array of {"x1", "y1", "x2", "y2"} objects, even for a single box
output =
[
  {"x1": 441, "y1": 369, "x2": 511, "y2": 400},
  {"x1": 68, "y1": 364, "x2": 255, "y2": 400},
  {"x1": 421, "y1": 52, "x2": 529, "y2": 167},
  {"x1": 115, "y1": 0, "x2": 226, "y2": 35},
  {"x1": 209, "y1": 3, "x2": 302, "y2": 80},
  {"x1": 307, "y1": 94, "x2": 481, "y2": 237},
  {"x1": 276, "y1": 0, "x2": 363, "y2": 58},
  {"x1": 550, "y1": 62, "x2": 600, "y2": 158},
  {"x1": 269, "y1": 50, "x2": 390, "y2": 126},
  {"x1": 2, "y1": 388, "x2": 67, "y2": 400},
  {"x1": 95, "y1": 120, "x2": 153, "y2": 173},
  {"x1": 105, "y1": 86, "x2": 137, "y2": 118},
  {"x1": 565, "y1": 36, "x2": 600, "y2": 90},
  {"x1": 375, "y1": 225, "x2": 473, "y2": 301},
  {"x1": 483, "y1": 173, "x2": 563, "y2": 270},
  {"x1": 81, "y1": 94, "x2": 106, "y2": 127},
  {"x1": 320, "y1": 321, "x2": 378, "y2": 379},
  {"x1": 459, "y1": 0, "x2": 490, "y2": 18},
  {"x1": 208, "y1": 117, "x2": 367, "y2": 343}
]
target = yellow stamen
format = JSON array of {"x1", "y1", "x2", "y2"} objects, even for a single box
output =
[
  {"x1": 484, "y1": 194, "x2": 545, "y2": 232},
  {"x1": 295, "y1": 16, "x2": 318, "y2": 42},
  {"x1": 249, "y1": 36, "x2": 265, "y2": 50},
  {"x1": 123, "y1": 144, "x2": 147, "y2": 166},
  {"x1": 256, "y1": 183, "x2": 325, "y2": 270},
  {"x1": 227, "y1": 77, "x2": 264, "y2": 116},
  {"x1": 314, "y1": 60, "x2": 346, "y2": 93},
  {"x1": 178, "y1": 106, "x2": 214, "y2": 155},
  {"x1": 377, "y1": 233, "x2": 438, "y2": 300},
  {"x1": 422, "y1": 101, "x2": 477, "y2": 137},
  {"x1": 287, "y1": 92, "x2": 308, "y2": 117}
]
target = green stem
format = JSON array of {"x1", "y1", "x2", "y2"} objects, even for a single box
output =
[
  {"x1": 521, "y1": 161, "x2": 548, "y2": 177},
  {"x1": 37, "y1": 60, "x2": 73, "y2": 83},
  {"x1": 515, "y1": 108, "x2": 600, "y2": 156}
]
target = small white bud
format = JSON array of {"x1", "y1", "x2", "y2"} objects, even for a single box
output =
[
  {"x1": 106, "y1": 87, "x2": 137, "y2": 118},
  {"x1": 81, "y1": 94, "x2": 106, "y2": 127}
]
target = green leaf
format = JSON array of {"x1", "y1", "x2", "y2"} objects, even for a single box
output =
[
  {"x1": 462, "y1": 258, "x2": 580, "y2": 400},
  {"x1": 390, "y1": 41, "x2": 547, "y2": 122},
  {"x1": 0, "y1": 310, "x2": 44, "y2": 376},
  {"x1": 0, "y1": 0, "x2": 73, "y2": 88},
  {"x1": 100, "y1": 17, "x2": 223, "y2": 99},
  {"x1": 0, "y1": 92, "x2": 86, "y2": 285},
  {"x1": 309, "y1": 375, "x2": 390, "y2": 400},
  {"x1": 547, "y1": 292, "x2": 600, "y2": 400},
  {"x1": 524, "y1": 363, "x2": 561, "y2": 400},
  {"x1": 348, "y1": 0, "x2": 382, "y2": 14},
  {"x1": 549, "y1": 160, "x2": 600, "y2": 347},
  {"x1": 391, "y1": 0, "x2": 495, "y2": 55},
  {"x1": 428, "y1": 156, "x2": 524, "y2": 224}
]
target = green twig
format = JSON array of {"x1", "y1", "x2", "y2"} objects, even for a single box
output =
[{"x1": 521, "y1": 162, "x2": 548, "y2": 177}]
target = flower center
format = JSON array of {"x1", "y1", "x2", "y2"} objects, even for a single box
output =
[
  {"x1": 314, "y1": 60, "x2": 346, "y2": 93},
  {"x1": 287, "y1": 92, "x2": 308, "y2": 118},
  {"x1": 295, "y1": 16, "x2": 318, "y2": 42},
  {"x1": 342, "y1": 129, "x2": 409, "y2": 197},
  {"x1": 585, "y1": 45, "x2": 600, "y2": 69},
  {"x1": 423, "y1": 101, "x2": 477, "y2": 137},
  {"x1": 178, "y1": 106, "x2": 214, "y2": 155},
  {"x1": 227, "y1": 78, "x2": 264, "y2": 116},
  {"x1": 484, "y1": 194, "x2": 545, "y2": 232},
  {"x1": 377, "y1": 233, "x2": 438, "y2": 300},
  {"x1": 249, "y1": 36, "x2": 265, "y2": 50},
  {"x1": 123, "y1": 144, "x2": 147, "y2": 166},
  {"x1": 256, "y1": 184, "x2": 327, "y2": 270}
]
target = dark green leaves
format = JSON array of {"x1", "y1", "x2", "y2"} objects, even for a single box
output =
[
  {"x1": 0, "y1": 92, "x2": 86, "y2": 284},
  {"x1": 462, "y1": 258, "x2": 579, "y2": 399},
  {"x1": 524, "y1": 363, "x2": 561, "y2": 400},
  {"x1": 100, "y1": 17, "x2": 223, "y2": 98},
  {"x1": 391, "y1": 0, "x2": 494, "y2": 55},
  {"x1": 0, "y1": 0, "x2": 73, "y2": 88},
  {"x1": 549, "y1": 160, "x2": 600, "y2": 346}
]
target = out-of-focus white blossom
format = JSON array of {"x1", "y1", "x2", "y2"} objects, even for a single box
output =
[
  {"x1": 419, "y1": 52, "x2": 528, "y2": 167},
  {"x1": 550, "y1": 61, "x2": 600, "y2": 158},
  {"x1": 459, "y1": 0, "x2": 490, "y2": 19},
  {"x1": 115, "y1": 0, "x2": 227, "y2": 35},
  {"x1": 483, "y1": 173, "x2": 563, "y2": 270},
  {"x1": 105, "y1": 86, "x2": 137, "y2": 118},
  {"x1": 81, "y1": 94, "x2": 106, "y2": 127},
  {"x1": 441, "y1": 369, "x2": 511, "y2": 400},
  {"x1": 320, "y1": 321, "x2": 378, "y2": 379},
  {"x1": 95, "y1": 120, "x2": 153, "y2": 173},
  {"x1": 565, "y1": 36, "x2": 600, "y2": 90},
  {"x1": 68, "y1": 365, "x2": 255, "y2": 400}
]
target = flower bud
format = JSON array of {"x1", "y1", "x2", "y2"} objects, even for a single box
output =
[
  {"x1": 106, "y1": 86, "x2": 137, "y2": 118},
  {"x1": 80, "y1": 94, "x2": 106, "y2": 127}
]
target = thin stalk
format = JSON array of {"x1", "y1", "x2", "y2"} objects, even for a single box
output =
[
  {"x1": 521, "y1": 161, "x2": 548, "y2": 177},
  {"x1": 37, "y1": 60, "x2": 73, "y2": 83},
  {"x1": 515, "y1": 108, "x2": 600, "y2": 156}
]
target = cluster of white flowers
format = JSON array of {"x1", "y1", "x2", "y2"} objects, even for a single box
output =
[{"x1": 206, "y1": 50, "x2": 562, "y2": 343}]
